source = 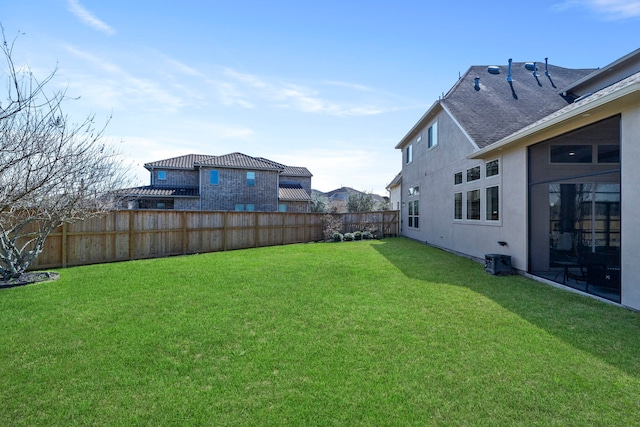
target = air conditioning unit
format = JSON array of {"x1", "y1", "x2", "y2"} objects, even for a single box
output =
[{"x1": 485, "y1": 254, "x2": 513, "y2": 275}]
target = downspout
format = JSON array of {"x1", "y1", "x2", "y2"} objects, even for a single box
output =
[
  {"x1": 198, "y1": 165, "x2": 203, "y2": 211},
  {"x1": 276, "y1": 172, "x2": 280, "y2": 212}
]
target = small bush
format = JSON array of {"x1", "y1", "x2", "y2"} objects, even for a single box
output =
[
  {"x1": 323, "y1": 214, "x2": 343, "y2": 241},
  {"x1": 333, "y1": 232, "x2": 344, "y2": 242},
  {"x1": 343, "y1": 233, "x2": 354, "y2": 241},
  {"x1": 353, "y1": 231, "x2": 363, "y2": 241},
  {"x1": 362, "y1": 231, "x2": 374, "y2": 240}
]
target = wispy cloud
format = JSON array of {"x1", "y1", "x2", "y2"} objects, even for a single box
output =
[
  {"x1": 67, "y1": 0, "x2": 116, "y2": 35},
  {"x1": 552, "y1": 0, "x2": 640, "y2": 20},
  {"x1": 215, "y1": 68, "x2": 394, "y2": 117},
  {"x1": 63, "y1": 45, "x2": 187, "y2": 112}
]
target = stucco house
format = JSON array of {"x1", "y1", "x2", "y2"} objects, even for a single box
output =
[
  {"x1": 386, "y1": 172, "x2": 402, "y2": 212},
  {"x1": 121, "y1": 152, "x2": 312, "y2": 212},
  {"x1": 395, "y1": 49, "x2": 640, "y2": 310}
]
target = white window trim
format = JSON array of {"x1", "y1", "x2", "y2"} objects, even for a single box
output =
[
  {"x1": 485, "y1": 158, "x2": 500, "y2": 178},
  {"x1": 485, "y1": 185, "x2": 500, "y2": 223}
]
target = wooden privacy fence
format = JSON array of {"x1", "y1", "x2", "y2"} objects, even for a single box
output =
[{"x1": 30, "y1": 210, "x2": 399, "y2": 270}]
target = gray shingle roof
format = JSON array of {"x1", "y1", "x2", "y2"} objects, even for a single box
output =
[
  {"x1": 441, "y1": 62, "x2": 595, "y2": 148},
  {"x1": 278, "y1": 183, "x2": 311, "y2": 201},
  {"x1": 502, "y1": 70, "x2": 640, "y2": 142},
  {"x1": 119, "y1": 186, "x2": 199, "y2": 197}
]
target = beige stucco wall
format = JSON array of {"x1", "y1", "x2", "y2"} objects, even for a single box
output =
[
  {"x1": 399, "y1": 109, "x2": 529, "y2": 270},
  {"x1": 621, "y1": 105, "x2": 640, "y2": 310}
]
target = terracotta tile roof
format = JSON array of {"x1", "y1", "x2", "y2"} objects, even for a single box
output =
[
  {"x1": 281, "y1": 166, "x2": 312, "y2": 177},
  {"x1": 194, "y1": 152, "x2": 284, "y2": 171},
  {"x1": 278, "y1": 183, "x2": 311, "y2": 201},
  {"x1": 144, "y1": 152, "x2": 311, "y2": 175},
  {"x1": 256, "y1": 157, "x2": 313, "y2": 177},
  {"x1": 119, "y1": 186, "x2": 199, "y2": 197},
  {"x1": 144, "y1": 154, "x2": 215, "y2": 170}
]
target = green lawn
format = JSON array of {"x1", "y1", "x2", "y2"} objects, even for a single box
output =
[{"x1": 2, "y1": 238, "x2": 640, "y2": 426}]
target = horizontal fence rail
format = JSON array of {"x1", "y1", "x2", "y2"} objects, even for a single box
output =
[{"x1": 29, "y1": 210, "x2": 399, "y2": 270}]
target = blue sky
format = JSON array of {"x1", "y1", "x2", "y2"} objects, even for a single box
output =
[{"x1": 3, "y1": 1, "x2": 639, "y2": 195}]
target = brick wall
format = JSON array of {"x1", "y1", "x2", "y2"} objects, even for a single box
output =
[
  {"x1": 283, "y1": 201, "x2": 310, "y2": 213},
  {"x1": 175, "y1": 198, "x2": 200, "y2": 210},
  {"x1": 153, "y1": 169, "x2": 199, "y2": 187},
  {"x1": 200, "y1": 167, "x2": 280, "y2": 211}
]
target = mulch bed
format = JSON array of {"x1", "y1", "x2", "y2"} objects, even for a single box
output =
[{"x1": 0, "y1": 272, "x2": 60, "y2": 289}]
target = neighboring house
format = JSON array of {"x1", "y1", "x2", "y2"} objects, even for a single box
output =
[
  {"x1": 386, "y1": 172, "x2": 402, "y2": 211},
  {"x1": 395, "y1": 50, "x2": 640, "y2": 310},
  {"x1": 320, "y1": 187, "x2": 387, "y2": 213},
  {"x1": 120, "y1": 152, "x2": 312, "y2": 212}
]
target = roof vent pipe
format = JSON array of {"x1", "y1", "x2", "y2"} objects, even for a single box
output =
[
  {"x1": 506, "y1": 58, "x2": 513, "y2": 82},
  {"x1": 474, "y1": 76, "x2": 480, "y2": 90},
  {"x1": 533, "y1": 62, "x2": 539, "y2": 77},
  {"x1": 545, "y1": 57, "x2": 551, "y2": 77}
]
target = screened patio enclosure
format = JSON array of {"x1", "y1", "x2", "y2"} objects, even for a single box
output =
[{"x1": 528, "y1": 116, "x2": 621, "y2": 302}]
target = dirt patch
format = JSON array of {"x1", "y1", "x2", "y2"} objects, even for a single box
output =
[{"x1": 0, "y1": 272, "x2": 60, "y2": 289}]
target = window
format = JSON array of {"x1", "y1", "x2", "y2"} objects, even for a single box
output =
[
  {"x1": 416, "y1": 134, "x2": 422, "y2": 144},
  {"x1": 486, "y1": 159, "x2": 499, "y2": 177},
  {"x1": 209, "y1": 170, "x2": 219, "y2": 185},
  {"x1": 467, "y1": 166, "x2": 480, "y2": 182},
  {"x1": 486, "y1": 186, "x2": 499, "y2": 221},
  {"x1": 428, "y1": 122, "x2": 438, "y2": 148},
  {"x1": 408, "y1": 186, "x2": 420, "y2": 196},
  {"x1": 245, "y1": 204, "x2": 255, "y2": 212},
  {"x1": 235, "y1": 204, "x2": 244, "y2": 211},
  {"x1": 598, "y1": 145, "x2": 620, "y2": 163},
  {"x1": 454, "y1": 192, "x2": 463, "y2": 220},
  {"x1": 467, "y1": 189, "x2": 480, "y2": 220},
  {"x1": 278, "y1": 204, "x2": 287, "y2": 212},
  {"x1": 246, "y1": 171, "x2": 255, "y2": 186},
  {"x1": 406, "y1": 144, "x2": 413, "y2": 164},
  {"x1": 454, "y1": 172, "x2": 463, "y2": 185},
  {"x1": 550, "y1": 145, "x2": 592, "y2": 163},
  {"x1": 157, "y1": 170, "x2": 167, "y2": 180},
  {"x1": 408, "y1": 200, "x2": 419, "y2": 228}
]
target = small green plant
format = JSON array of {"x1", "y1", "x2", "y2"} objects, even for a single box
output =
[
  {"x1": 332, "y1": 232, "x2": 344, "y2": 242},
  {"x1": 362, "y1": 231, "x2": 374, "y2": 240},
  {"x1": 354, "y1": 231, "x2": 363, "y2": 241},
  {"x1": 343, "y1": 232, "x2": 354, "y2": 241}
]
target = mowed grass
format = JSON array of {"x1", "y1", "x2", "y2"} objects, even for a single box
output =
[{"x1": 2, "y1": 238, "x2": 640, "y2": 426}]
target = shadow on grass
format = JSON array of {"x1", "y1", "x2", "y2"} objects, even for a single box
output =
[{"x1": 373, "y1": 238, "x2": 640, "y2": 378}]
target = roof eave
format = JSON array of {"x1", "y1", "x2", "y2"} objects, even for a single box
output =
[
  {"x1": 395, "y1": 101, "x2": 442, "y2": 149},
  {"x1": 561, "y1": 48, "x2": 640, "y2": 94}
]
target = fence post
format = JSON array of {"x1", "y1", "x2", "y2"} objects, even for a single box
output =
[
  {"x1": 182, "y1": 211, "x2": 188, "y2": 255},
  {"x1": 128, "y1": 210, "x2": 135, "y2": 260},
  {"x1": 222, "y1": 212, "x2": 228, "y2": 251},
  {"x1": 281, "y1": 213, "x2": 285, "y2": 246},
  {"x1": 61, "y1": 223, "x2": 68, "y2": 268},
  {"x1": 254, "y1": 212, "x2": 259, "y2": 247}
]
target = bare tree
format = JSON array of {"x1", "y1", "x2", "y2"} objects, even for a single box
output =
[{"x1": 0, "y1": 28, "x2": 130, "y2": 280}]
